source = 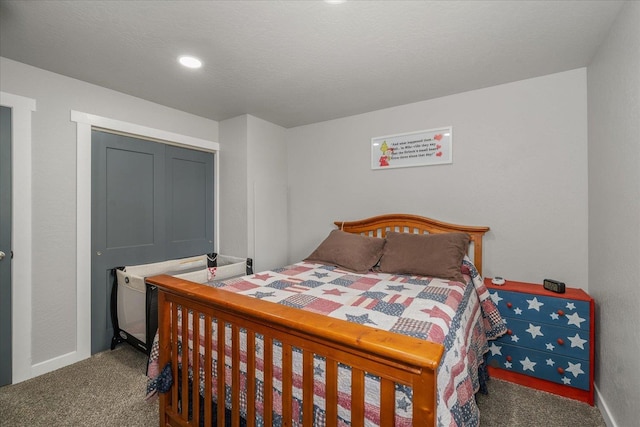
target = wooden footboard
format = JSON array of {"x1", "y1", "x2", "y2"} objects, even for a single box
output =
[{"x1": 148, "y1": 274, "x2": 444, "y2": 427}]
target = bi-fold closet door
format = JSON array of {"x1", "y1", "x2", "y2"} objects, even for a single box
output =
[{"x1": 91, "y1": 130, "x2": 214, "y2": 354}]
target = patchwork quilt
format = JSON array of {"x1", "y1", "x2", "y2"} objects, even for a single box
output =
[{"x1": 147, "y1": 257, "x2": 506, "y2": 427}]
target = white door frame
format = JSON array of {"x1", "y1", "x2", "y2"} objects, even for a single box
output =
[
  {"x1": 0, "y1": 92, "x2": 36, "y2": 384},
  {"x1": 71, "y1": 111, "x2": 219, "y2": 364}
]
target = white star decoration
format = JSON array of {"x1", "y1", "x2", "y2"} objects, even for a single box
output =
[
  {"x1": 566, "y1": 362, "x2": 585, "y2": 378},
  {"x1": 561, "y1": 377, "x2": 572, "y2": 385},
  {"x1": 526, "y1": 323, "x2": 544, "y2": 339},
  {"x1": 546, "y1": 358, "x2": 555, "y2": 366},
  {"x1": 520, "y1": 357, "x2": 537, "y2": 372},
  {"x1": 490, "y1": 292, "x2": 503, "y2": 304},
  {"x1": 489, "y1": 343, "x2": 502, "y2": 356},
  {"x1": 550, "y1": 312, "x2": 560, "y2": 320},
  {"x1": 566, "y1": 302, "x2": 576, "y2": 310},
  {"x1": 514, "y1": 307, "x2": 523, "y2": 315},
  {"x1": 504, "y1": 361, "x2": 513, "y2": 368},
  {"x1": 527, "y1": 297, "x2": 544, "y2": 311},
  {"x1": 568, "y1": 333, "x2": 588, "y2": 349},
  {"x1": 566, "y1": 312, "x2": 586, "y2": 328},
  {"x1": 546, "y1": 343, "x2": 555, "y2": 351},
  {"x1": 511, "y1": 334, "x2": 520, "y2": 343}
]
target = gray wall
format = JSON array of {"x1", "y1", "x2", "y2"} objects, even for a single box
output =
[
  {"x1": 286, "y1": 69, "x2": 589, "y2": 288},
  {"x1": 246, "y1": 115, "x2": 288, "y2": 272},
  {"x1": 0, "y1": 57, "x2": 218, "y2": 365},
  {"x1": 587, "y1": 1, "x2": 640, "y2": 426},
  {"x1": 219, "y1": 115, "x2": 250, "y2": 258},
  {"x1": 219, "y1": 114, "x2": 288, "y2": 272}
]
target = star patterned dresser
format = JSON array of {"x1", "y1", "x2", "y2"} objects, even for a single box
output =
[{"x1": 484, "y1": 278, "x2": 594, "y2": 405}]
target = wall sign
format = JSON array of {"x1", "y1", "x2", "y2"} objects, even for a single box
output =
[{"x1": 371, "y1": 127, "x2": 452, "y2": 170}]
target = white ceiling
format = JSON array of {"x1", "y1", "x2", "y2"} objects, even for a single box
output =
[{"x1": 0, "y1": 0, "x2": 624, "y2": 128}]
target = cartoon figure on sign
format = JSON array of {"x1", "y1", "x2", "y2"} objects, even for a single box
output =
[{"x1": 379, "y1": 141, "x2": 393, "y2": 167}]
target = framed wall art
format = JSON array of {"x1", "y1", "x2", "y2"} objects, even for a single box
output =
[{"x1": 371, "y1": 126, "x2": 452, "y2": 170}]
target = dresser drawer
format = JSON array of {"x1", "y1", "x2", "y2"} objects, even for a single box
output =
[
  {"x1": 490, "y1": 289, "x2": 590, "y2": 328},
  {"x1": 495, "y1": 317, "x2": 590, "y2": 360},
  {"x1": 485, "y1": 278, "x2": 595, "y2": 404},
  {"x1": 487, "y1": 342, "x2": 590, "y2": 390}
]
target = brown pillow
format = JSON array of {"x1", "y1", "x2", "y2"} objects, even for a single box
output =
[
  {"x1": 304, "y1": 230, "x2": 386, "y2": 273},
  {"x1": 378, "y1": 231, "x2": 470, "y2": 282}
]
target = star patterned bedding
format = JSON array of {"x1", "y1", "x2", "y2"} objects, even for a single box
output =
[{"x1": 147, "y1": 257, "x2": 506, "y2": 427}]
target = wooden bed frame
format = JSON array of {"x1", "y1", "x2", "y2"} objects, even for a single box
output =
[{"x1": 147, "y1": 213, "x2": 490, "y2": 427}]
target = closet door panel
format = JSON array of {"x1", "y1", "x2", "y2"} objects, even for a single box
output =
[
  {"x1": 165, "y1": 145, "x2": 214, "y2": 259},
  {"x1": 91, "y1": 130, "x2": 165, "y2": 353}
]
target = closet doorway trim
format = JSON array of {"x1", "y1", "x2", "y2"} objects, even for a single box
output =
[
  {"x1": 71, "y1": 111, "x2": 219, "y2": 365},
  {"x1": 0, "y1": 92, "x2": 36, "y2": 384}
]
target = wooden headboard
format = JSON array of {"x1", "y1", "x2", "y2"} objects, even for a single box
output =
[{"x1": 334, "y1": 213, "x2": 490, "y2": 276}]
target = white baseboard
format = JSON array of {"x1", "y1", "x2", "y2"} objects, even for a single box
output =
[
  {"x1": 29, "y1": 350, "x2": 90, "y2": 380},
  {"x1": 595, "y1": 383, "x2": 618, "y2": 427}
]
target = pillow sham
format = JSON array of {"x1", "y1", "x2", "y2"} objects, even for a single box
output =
[
  {"x1": 378, "y1": 231, "x2": 470, "y2": 282},
  {"x1": 304, "y1": 230, "x2": 386, "y2": 273}
]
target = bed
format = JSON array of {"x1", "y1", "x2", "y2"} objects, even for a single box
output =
[{"x1": 145, "y1": 213, "x2": 506, "y2": 426}]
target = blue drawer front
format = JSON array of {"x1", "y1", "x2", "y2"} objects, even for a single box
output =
[
  {"x1": 495, "y1": 317, "x2": 589, "y2": 360},
  {"x1": 486, "y1": 343, "x2": 590, "y2": 390},
  {"x1": 490, "y1": 289, "x2": 590, "y2": 329}
]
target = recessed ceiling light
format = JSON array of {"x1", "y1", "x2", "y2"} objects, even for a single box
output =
[
  {"x1": 324, "y1": 0, "x2": 346, "y2": 4},
  {"x1": 178, "y1": 55, "x2": 202, "y2": 69}
]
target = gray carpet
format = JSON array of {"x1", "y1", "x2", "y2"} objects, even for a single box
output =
[
  {"x1": 476, "y1": 378, "x2": 605, "y2": 426},
  {"x1": 0, "y1": 346, "x2": 157, "y2": 426},
  {"x1": 0, "y1": 345, "x2": 605, "y2": 426}
]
